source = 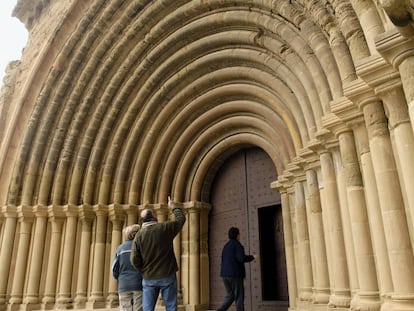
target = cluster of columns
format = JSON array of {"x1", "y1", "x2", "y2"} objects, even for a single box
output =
[
  {"x1": 273, "y1": 29, "x2": 414, "y2": 311},
  {"x1": 0, "y1": 201, "x2": 210, "y2": 311}
]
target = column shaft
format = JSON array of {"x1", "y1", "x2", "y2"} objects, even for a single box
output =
[
  {"x1": 87, "y1": 208, "x2": 107, "y2": 307},
  {"x1": 24, "y1": 208, "x2": 48, "y2": 304},
  {"x1": 180, "y1": 214, "x2": 189, "y2": 305},
  {"x1": 339, "y1": 131, "x2": 381, "y2": 310},
  {"x1": 200, "y1": 206, "x2": 210, "y2": 306},
  {"x1": 57, "y1": 211, "x2": 78, "y2": 307},
  {"x1": 320, "y1": 151, "x2": 351, "y2": 308},
  {"x1": 107, "y1": 217, "x2": 123, "y2": 307},
  {"x1": 281, "y1": 191, "x2": 298, "y2": 309},
  {"x1": 399, "y1": 57, "x2": 414, "y2": 130},
  {"x1": 305, "y1": 169, "x2": 330, "y2": 304},
  {"x1": 294, "y1": 181, "x2": 313, "y2": 302},
  {"x1": 189, "y1": 207, "x2": 200, "y2": 305},
  {"x1": 10, "y1": 212, "x2": 34, "y2": 305},
  {"x1": 0, "y1": 207, "x2": 17, "y2": 305},
  {"x1": 74, "y1": 214, "x2": 94, "y2": 308},
  {"x1": 363, "y1": 101, "x2": 414, "y2": 308},
  {"x1": 42, "y1": 218, "x2": 64, "y2": 307},
  {"x1": 380, "y1": 85, "x2": 414, "y2": 248},
  {"x1": 354, "y1": 125, "x2": 394, "y2": 308}
]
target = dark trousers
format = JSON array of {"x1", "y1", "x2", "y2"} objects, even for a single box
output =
[{"x1": 217, "y1": 277, "x2": 244, "y2": 311}]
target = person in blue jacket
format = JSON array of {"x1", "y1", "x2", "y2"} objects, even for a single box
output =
[
  {"x1": 112, "y1": 224, "x2": 143, "y2": 311},
  {"x1": 217, "y1": 227, "x2": 256, "y2": 311}
]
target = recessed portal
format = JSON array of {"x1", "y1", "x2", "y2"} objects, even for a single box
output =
[{"x1": 258, "y1": 204, "x2": 289, "y2": 301}]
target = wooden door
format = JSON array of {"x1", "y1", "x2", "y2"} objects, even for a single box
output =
[{"x1": 209, "y1": 148, "x2": 288, "y2": 311}]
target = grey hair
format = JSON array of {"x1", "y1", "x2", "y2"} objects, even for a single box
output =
[{"x1": 123, "y1": 224, "x2": 140, "y2": 240}]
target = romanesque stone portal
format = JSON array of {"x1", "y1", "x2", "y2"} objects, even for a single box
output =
[{"x1": 1, "y1": 1, "x2": 414, "y2": 311}]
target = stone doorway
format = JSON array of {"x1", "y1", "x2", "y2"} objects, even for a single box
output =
[{"x1": 208, "y1": 147, "x2": 288, "y2": 311}]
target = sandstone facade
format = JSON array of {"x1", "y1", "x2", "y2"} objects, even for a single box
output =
[{"x1": 1, "y1": 1, "x2": 414, "y2": 311}]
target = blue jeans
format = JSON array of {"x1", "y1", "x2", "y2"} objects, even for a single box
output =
[
  {"x1": 142, "y1": 274, "x2": 177, "y2": 311},
  {"x1": 217, "y1": 277, "x2": 244, "y2": 311}
]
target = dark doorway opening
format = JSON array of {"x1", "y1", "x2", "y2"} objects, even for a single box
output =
[{"x1": 258, "y1": 204, "x2": 289, "y2": 301}]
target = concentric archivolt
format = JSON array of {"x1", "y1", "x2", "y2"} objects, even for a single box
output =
[{"x1": 4, "y1": 0, "x2": 379, "y2": 207}]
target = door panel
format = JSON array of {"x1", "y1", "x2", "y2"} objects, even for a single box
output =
[{"x1": 209, "y1": 148, "x2": 288, "y2": 311}]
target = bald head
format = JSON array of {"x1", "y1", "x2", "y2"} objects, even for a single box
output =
[{"x1": 141, "y1": 209, "x2": 157, "y2": 223}]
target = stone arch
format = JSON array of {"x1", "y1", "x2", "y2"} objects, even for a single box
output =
[{"x1": 2, "y1": 1, "x2": 414, "y2": 311}]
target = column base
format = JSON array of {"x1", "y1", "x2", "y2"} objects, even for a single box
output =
[
  {"x1": 328, "y1": 290, "x2": 351, "y2": 309},
  {"x1": 391, "y1": 293, "x2": 414, "y2": 311},
  {"x1": 18, "y1": 303, "x2": 41, "y2": 311},
  {"x1": 55, "y1": 296, "x2": 73, "y2": 309},
  {"x1": 312, "y1": 288, "x2": 330, "y2": 304},
  {"x1": 85, "y1": 298, "x2": 106, "y2": 309}
]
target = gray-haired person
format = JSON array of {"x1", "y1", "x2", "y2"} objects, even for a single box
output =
[{"x1": 112, "y1": 224, "x2": 143, "y2": 311}]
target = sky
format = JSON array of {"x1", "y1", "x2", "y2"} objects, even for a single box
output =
[{"x1": 0, "y1": 0, "x2": 28, "y2": 88}]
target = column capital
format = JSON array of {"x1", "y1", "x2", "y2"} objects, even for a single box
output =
[
  {"x1": 122, "y1": 204, "x2": 139, "y2": 212},
  {"x1": 17, "y1": 205, "x2": 35, "y2": 221},
  {"x1": 356, "y1": 54, "x2": 400, "y2": 92},
  {"x1": 344, "y1": 78, "x2": 381, "y2": 110},
  {"x1": 183, "y1": 201, "x2": 211, "y2": 212},
  {"x1": 33, "y1": 204, "x2": 48, "y2": 217},
  {"x1": 376, "y1": 28, "x2": 414, "y2": 68},
  {"x1": 313, "y1": 129, "x2": 339, "y2": 152},
  {"x1": 107, "y1": 203, "x2": 126, "y2": 222},
  {"x1": 47, "y1": 204, "x2": 66, "y2": 220},
  {"x1": 284, "y1": 158, "x2": 306, "y2": 183},
  {"x1": 93, "y1": 204, "x2": 108, "y2": 216},
  {"x1": 297, "y1": 147, "x2": 320, "y2": 171},
  {"x1": 1, "y1": 205, "x2": 18, "y2": 217},
  {"x1": 79, "y1": 204, "x2": 95, "y2": 223},
  {"x1": 330, "y1": 96, "x2": 365, "y2": 128},
  {"x1": 64, "y1": 204, "x2": 79, "y2": 217},
  {"x1": 322, "y1": 112, "x2": 352, "y2": 138}
]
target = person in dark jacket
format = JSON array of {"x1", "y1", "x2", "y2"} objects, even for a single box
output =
[
  {"x1": 130, "y1": 196, "x2": 186, "y2": 311},
  {"x1": 217, "y1": 227, "x2": 255, "y2": 311},
  {"x1": 112, "y1": 224, "x2": 143, "y2": 311}
]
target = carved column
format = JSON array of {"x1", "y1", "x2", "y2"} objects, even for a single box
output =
[
  {"x1": 338, "y1": 130, "x2": 381, "y2": 310},
  {"x1": 288, "y1": 188, "x2": 301, "y2": 306},
  {"x1": 294, "y1": 180, "x2": 313, "y2": 302},
  {"x1": 377, "y1": 82, "x2": 414, "y2": 246},
  {"x1": 107, "y1": 204, "x2": 125, "y2": 307},
  {"x1": 199, "y1": 203, "x2": 211, "y2": 307},
  {"x1": 0, "y1": 206, "x2": 18, "y2": 308},
  {"x1": 319, "y1": 149, "x2": 351, "y2": 309},
  {"x1": 41, "y1": 206, "x2": 65, "y2": 308},
  {"x1": 180, "y1": 207, "x2": 189, "y2": 305},
  {"x1": 74, "y1": 205, "x2": 95, "y2": 308},
  {"x1": 353, "y1": 123, "x2": 393, "y2": 298},
  {"x1": 56, "y1": 205, "x2": 78, "y2": 308},
  {"x1": 277, "y1": 188, "x2": 298, "y2": 309},
  {"x1": 87, "y1": 205, "x2": 108, "y2": 308},
  {"x1": 9, "y1": 206, "x2": 34, "y2": 308},
  {"x1": 399, "y1": 55, "x2": 414, "y2": 128},
  {"x1": 126, "y1": 205, "x2": 138, "y2": 225},
  {"x1": 362, "y1": 100, "x2": 414, "y2": 309},
  {"x1": 375, "y1": 29, "x2": 414, "y2": 129},
  {"x1": 23, "y1": 205, "x2": 48, "y2": 307},
  {"x1": 188, "y1": 204, "x2": 200, "y2": 307},
  {"x1": 305, "y1": 168, "x2": 330, "y2": 304}
]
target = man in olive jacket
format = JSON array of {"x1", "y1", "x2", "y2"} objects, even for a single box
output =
[{"x1": 130, "y1": 197, "x2": 186, "y2": 311}]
